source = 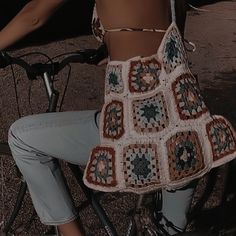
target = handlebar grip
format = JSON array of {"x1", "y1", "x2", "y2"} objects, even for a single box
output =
[
  {"x1": 85, "y1": 44, "x2": 108, "y2": 65},
  {"x1": 0, "y1": 51, "x2": 11, "y2": 68}
]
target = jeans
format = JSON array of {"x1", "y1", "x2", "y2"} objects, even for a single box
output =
[{"x1": 8, "y1": 110, "x2": 194, "y2": 233}]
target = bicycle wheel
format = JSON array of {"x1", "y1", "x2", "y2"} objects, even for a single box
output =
[{"x1": 0, "y1": 142, "x2": 29, "y2": 235}]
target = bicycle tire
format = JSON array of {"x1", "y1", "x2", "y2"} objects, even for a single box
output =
[{"x1": 0, "y1": 142, "x2": 28, "y2": 235}]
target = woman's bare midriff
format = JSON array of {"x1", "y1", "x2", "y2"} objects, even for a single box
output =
[
  {"x1": 104, "y1": 32, "x2": 168, "y2": 61},
  {"x1": 96, "y1": 0, "x2": 172, "y2": 61}
]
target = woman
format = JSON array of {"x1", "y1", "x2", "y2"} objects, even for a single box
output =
[{"x1": 1, "y1": 0, "x2": 235, "y2": 236}]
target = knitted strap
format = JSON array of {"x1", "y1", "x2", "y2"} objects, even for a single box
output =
[{"x1": 170, "y1": 0, "x2": 176, "y2": 22}]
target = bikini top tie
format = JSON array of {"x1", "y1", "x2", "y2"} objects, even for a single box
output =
[
  {"x1": 91, "y1": 0, "x2": 176, "y2": 43},
  {"x1": 91, "y1": 1, "x2": 196, "y2": 52}
]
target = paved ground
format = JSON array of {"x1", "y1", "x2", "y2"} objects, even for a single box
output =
[
  {"x1": 0, "y1": 1, "x2": 236, "y2": 235},
  {"x1": 186, "y1": 0, "x2": 236, "y2": 127}
]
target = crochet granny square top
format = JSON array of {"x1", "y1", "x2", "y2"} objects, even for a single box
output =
[{"x1": 83, "y1": 0, "x2": 236, "y2": 194}]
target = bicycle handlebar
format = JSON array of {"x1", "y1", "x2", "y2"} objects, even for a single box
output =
[
  {"x1": 0, "y1": 44, "x2": 108, "y2": 79},
  {"x1": 1, "y1": 51, "x2": 37, "y2": 74}
]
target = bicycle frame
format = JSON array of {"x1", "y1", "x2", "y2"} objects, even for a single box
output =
[
  {"x1": 1, "y1": 49, "x2": 122, "y2": 236},
  {"x1": 1, "y1": 49, "x2": 187, "y2": 236}
]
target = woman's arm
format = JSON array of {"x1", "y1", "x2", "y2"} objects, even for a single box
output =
[{"x1": 0, "y1": 0, "x2": 67, "y2": 50}]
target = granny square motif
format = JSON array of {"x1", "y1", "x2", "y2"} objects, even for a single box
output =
[
  {"x1": 105, "y1": 64, "x2": 124, "y2": 94},
  {"x1": 128, "y1": 58, "x2": 161, "y2": 93},
  {"x1": 132, "y1": 93, "x2": 169, "y2": 134},
  {"x1": 103, "y1": 100, "x2": 124, "y2": 140},
  {"x1": 123, "y1": 144, "x2": 160, "y2": 189},
  {"x1": 172, "y1": 73, "x2": 208, "y2": 120},
  {"x1": 166, "y1": 131, "x2": 205, "y2": 181},
  {"x1": 85, "y1": 146, "x2": 117, "y2": 187},
  {"x1": 206, "y1": 117, "x2": 236, "y2": 161},
  {"x1": 162, "y1": 26, "x2": 187, "y2": 74}
]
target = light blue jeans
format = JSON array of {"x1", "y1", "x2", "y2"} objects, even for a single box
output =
[{"x1": 8, "y1": 110, "x2": 194, "y2": 234}]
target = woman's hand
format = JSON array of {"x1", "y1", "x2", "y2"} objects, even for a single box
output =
[{"x1": 97, "y1": 57, "x2": 108, "y2": 66}]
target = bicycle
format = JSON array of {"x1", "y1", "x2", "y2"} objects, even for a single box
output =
[
  {"x1": 0, "y1": 47, "x2": 126, "y2": 236},
  {"x1": 0, "y1": 47, "x2": 177, "y2": 236},
  {"x1": 0, "y1": 48, "x2": 233, "y2": 236}
]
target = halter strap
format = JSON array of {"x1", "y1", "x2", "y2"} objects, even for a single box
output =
[{"x1": 170, "y1": 0, "x2": 176, "y2": 22}]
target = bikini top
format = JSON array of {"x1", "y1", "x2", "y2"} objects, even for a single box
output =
[
  {"x1": 91, "y1": 1, "x2": 196, "y2": 53},
  {"x1": 91, "y1": 0, "x2": 177, "y2": 43}
]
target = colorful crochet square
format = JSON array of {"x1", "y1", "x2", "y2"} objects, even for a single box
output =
[
  {"x1": 163, "y1": 27, "x2": 187, "y2": 74},
  {"x1": 128, "y1": 58, "x2": 161, "y2": 93},
  {"x1": 103, "y1": 100, "x2": 124, "y2": 139},
  {"x1": 123, "y1": 144, "x2": 160, "y2": 188},
  {"x1": 132, "y1": 93, "x2": 169, "y2": 133},
  {"x1": 172, "y1": 74, "x2": 208, "y2": 120},
  {"x1": 166, "y1": 131, "x2": 205, "y2": 181},
  {"x1": 206, "y1": 118, "x2": 236, "y2": 161},
  {"x1": 105, "y1": 64, "x2": 124, "y2": 94},
  {"x1": 85, "y1": 146, "x2": 117, "y2": 187}
]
